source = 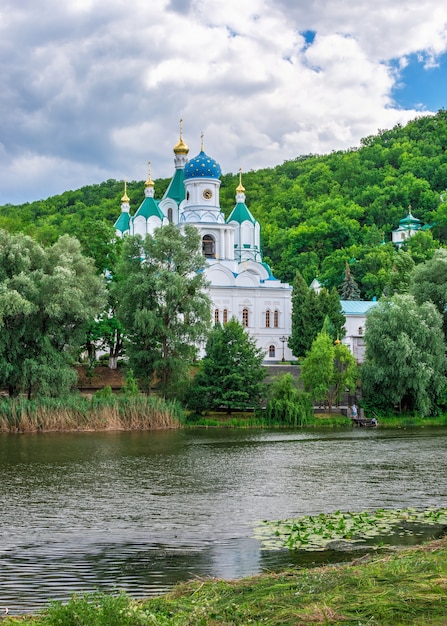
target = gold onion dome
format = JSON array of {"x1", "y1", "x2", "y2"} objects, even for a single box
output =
[
  {"x1": 173, "y1": 118, "x2": 189, "y2": 155},
  {"x1": 121, "y1": 180, "x2": 130, "y2": 203},
  {"x1": 236, "y1": 168, "x2": 245, "y2": 193}
]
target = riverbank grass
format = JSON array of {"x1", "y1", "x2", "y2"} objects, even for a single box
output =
[
  {"x1": 4, "y1": 535, "x2": 447, "y2": 625},
  {"x1": 0, "y1": 394, "x2": 183, "y2": 432}
]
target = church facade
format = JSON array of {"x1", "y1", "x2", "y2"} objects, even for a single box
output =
[{"x1": 114, "y1": 128, "x2": 293, "y2": 362}]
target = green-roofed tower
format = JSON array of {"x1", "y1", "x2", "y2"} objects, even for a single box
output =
[{"x1": 227, "y1": 169, "x2": 261, "y2": 263}]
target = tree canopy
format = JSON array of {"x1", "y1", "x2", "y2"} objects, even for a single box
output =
[
  {"x1": 115, "y1": 224, "x2": 211, "y2": 397},
  {"x1": 2, "y1": 110, "x2": 447, "y2": 301},
  {"x1": 0, "y1": 231, "x2": 107, "y2": 397},
  {"x1": 362, "y1": 294, "x2": 446, "y2": 416},
  {"x1": 300, "y1": 332, "x2": 357, "y2": 412}
]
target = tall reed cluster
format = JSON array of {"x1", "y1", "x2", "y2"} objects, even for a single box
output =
[{"x1": 0, "y1": 394, "x2": 183, "y2": 433}]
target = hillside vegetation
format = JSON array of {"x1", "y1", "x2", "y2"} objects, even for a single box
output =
[{"x1": 2, "y1": 110, "x2": 447, "y2": 298}]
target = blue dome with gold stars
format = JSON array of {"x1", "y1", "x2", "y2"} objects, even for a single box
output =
[{"x1": 184, "y1": 150, "x2": 221, "y2": 179}]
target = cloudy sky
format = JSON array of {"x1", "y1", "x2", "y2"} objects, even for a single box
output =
[{"x1": 1, "y1": 0, "x2": 447, "y2": 205}]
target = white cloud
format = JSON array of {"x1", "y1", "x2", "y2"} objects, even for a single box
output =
[{"x1": 0, "y1": 0, "x2": 446, "y2": 204}]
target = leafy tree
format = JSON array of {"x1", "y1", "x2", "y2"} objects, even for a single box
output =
[
  {"x1": 0, "y1": 231, "x2": 107, "y2": 397},
  {"x1": 187, "y1": 319, "x2": 266, "y2": 414},
  {"x1": 383, "y1": 250, "x2": 415, "y2": 296},
  {"x1": 73, "y1": 219, "x2": 122, "y2": 274},
  {"x1": 115, "y1": 224, "x2": 211, "y2": 398},
  {"x1": 404, "y1": 230, "x2": 439, "y2": 265},
  {"x1": 300, "y1": 332, "x2": 357, "y2": 413},
  {"x1": 265, "y1": 373, "x2": 312, "y2": 426},
  {"x1": 410, "y1": 248, "x2": 447, "y2": 336},
  {"x1": 339, "y1": 262, "x2": 361, "y2": 300},
  {"x1": 362, "y1": 294, "x2": 446, "y2": 416}
]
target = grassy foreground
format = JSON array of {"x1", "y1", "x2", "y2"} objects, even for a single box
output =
[{"x1": 4, "y1": 535, "x2": 447, "y2": 625}]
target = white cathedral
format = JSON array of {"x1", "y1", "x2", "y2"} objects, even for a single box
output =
[{"x1": 114, "y1": 127, "x2": 293, "y2": 362}]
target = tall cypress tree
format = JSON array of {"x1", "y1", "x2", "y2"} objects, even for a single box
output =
[
  {"x1": 290, "y1": 276, "x2": 346, "y2": 357},
  {"x1": 289, "y1": 271, "x2": 309, "y2": 358}
]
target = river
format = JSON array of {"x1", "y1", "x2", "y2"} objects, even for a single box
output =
[{"x1": 1, "y1": 427, "x2": 446, "y2": 614}]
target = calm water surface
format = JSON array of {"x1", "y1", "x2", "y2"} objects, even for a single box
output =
[{"x1": 1, "y1": 427, "x2": 446, "y2": 614}]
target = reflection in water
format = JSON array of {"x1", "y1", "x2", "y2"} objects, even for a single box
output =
[{"x1": 0, "y1": 428, "x2": 446, "y2": 614}]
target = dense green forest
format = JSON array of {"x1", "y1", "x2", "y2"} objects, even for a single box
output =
[{"x1": 2, "y1": 110, "x2": 447, "y2": 299}]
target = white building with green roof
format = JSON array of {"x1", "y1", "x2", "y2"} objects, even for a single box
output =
[{"x1": 114, "y1": 127, "x2": 292, "y2": 362}]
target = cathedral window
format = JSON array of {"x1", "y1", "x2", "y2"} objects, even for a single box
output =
[
  {"x1": 265, "y1": 310, "x2": 271, "y2": 328},
  {"x1": 167, "y1": 207, "x2": 173, "y2": 223},
  {"x1": 274, "y1": 310, "x2": 279, "y2": 328},
  {"x1": 269, "y1": 345, "x2": 276, "y2": 358},
  {"x1": 223, "y1": 309, "x2": 228, "y2": 324},
  {"x1": 242, "y1": 308, "x2": 249, "y2": 327},
  {"x1": 214, "y1": 309, "x2": 219, "y2": 324},
  {"x1": 202, "y1": 234, "x2": 216, "y2": 258}
]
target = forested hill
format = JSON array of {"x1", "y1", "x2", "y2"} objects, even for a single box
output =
[{"x1": 2, "y1": 110, "x2": 447, "y2": 299}]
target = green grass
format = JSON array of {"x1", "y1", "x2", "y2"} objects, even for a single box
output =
[{"x1": 4, "y1": 535, "x2": 447, "y2": 625}]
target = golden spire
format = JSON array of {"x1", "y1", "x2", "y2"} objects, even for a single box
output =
[
  {"x1": 236, "y1": 168, "x2": 245, "y2": 193},
  {"x1": 173, "y1": 118, "x2": 189, "y2": 155},
  {"x1": 121, "y1": 180, "x2": 130, "y2": 203},
  {"x1": 145, "y1": 161, "x2": 155, "y2": 187},
  {"x1": 200, "y1": 130, "x2": 204, "y2": 151}
]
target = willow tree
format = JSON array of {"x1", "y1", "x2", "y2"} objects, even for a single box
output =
[
  {"x1": 362, "y1": 294, "x2": 446, "y2": 416},
  {"x1": 0, "y1": 231, "x2": 107, "y2": 397},
  {"x1": 115, "y1": 224, "x2": 211, "y2": 398}
]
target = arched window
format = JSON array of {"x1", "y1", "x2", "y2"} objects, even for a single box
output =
[
  {"x1": 269, "y1": 345, "x2": 276, "y2": 358},
  {"x1": 167, "y1": 207, "x2": 173, "y2": 223},
  {"x1": 214, "y1": 309, "x2": 219, "y2": 324},
  {"x1": 202, "y1": 234, "x2": 216, "y2": 258},
  {"x1": 223, "y1": 309, "x2": 228, "y2": 324},
  {"x1": 274, "y1": 309, "x2": 279, "y2": 328},
  {"x1": 242, "y1": 308, "x2": 249, "y2": 327},
  {"x1": 265, "y1": 310, "x2": 270, "y2": 328}
]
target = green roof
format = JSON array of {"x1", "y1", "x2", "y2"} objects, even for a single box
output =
[
  {"x1": 114, "y1": 212, "x2": 131, "y2": 233},
  {"x1": 399, "y1": 212, "x2": 422, "y2": 228},
  {"x1": 227, "y1": 202, "x2": 256, "y2": 224},
  {"x1": 163, "y1": 168, "x2": 186, "y2": 204},
  {"x1": 134, "y1": 197, "x2": 164, "y2": 220},
  {"x1": 340, "y1": 300, "x2": 378, "y2": 315}
]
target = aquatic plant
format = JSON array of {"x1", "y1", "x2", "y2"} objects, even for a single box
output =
[
  {"x1": 253, "y1": 507, "x2": 447, "y2": 551},
  {"x1": 0, "y1": 394, "x2": 183, "y2": 432}
]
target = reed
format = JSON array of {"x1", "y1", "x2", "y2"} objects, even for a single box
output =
[{"x1": 0, "y1": 394, "x2": 183, "y2": 433}]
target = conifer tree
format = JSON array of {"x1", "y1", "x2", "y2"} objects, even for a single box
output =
[
  {"x1": 289, "y1": 271, "x2": 309, "y2": 357},
  {"x1": 290, "y1": 275, "x2": 346, "y2": 357},
  {"x1": 187, "y1": 319, "x2": 266, "y2": 414},
  {"x1": 339, "y1": 262, "x2": 361, "y2": 300}
]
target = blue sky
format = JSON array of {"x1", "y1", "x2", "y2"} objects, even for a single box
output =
[
  {"x1": 391, "y1": 53, "x2": 447, "y2": 111},
  {"x1": 0, "y1": 0, "x2": 446, "y2": 206}
]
